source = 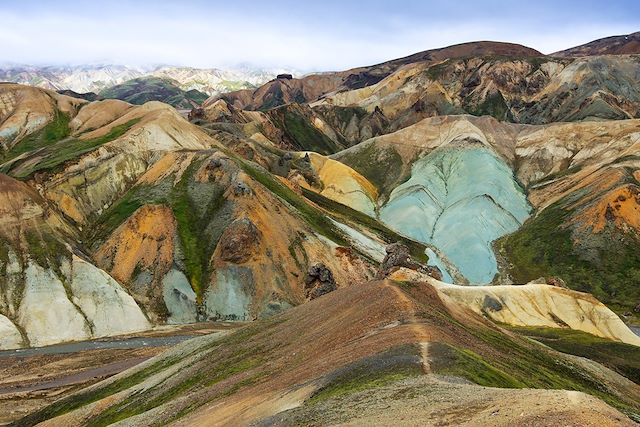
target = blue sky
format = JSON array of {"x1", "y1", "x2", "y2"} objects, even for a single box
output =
[{"x1": 2, "y1": 0, "x2": 639, "y2": 70}]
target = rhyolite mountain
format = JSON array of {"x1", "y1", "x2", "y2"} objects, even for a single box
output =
[
  {"x1": 554, "y1": 31, "x2": 640, "y2": 57},
  {"x1": 99, "y1": 76, "x2": 208, "y2": 109},
  {"x1": 2, "y1": 33, "x2": 640, "y2": 426}
]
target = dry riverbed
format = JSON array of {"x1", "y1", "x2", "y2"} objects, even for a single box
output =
[{"x1": 0, "y1": 322, "x2": 242, "y2": 425}]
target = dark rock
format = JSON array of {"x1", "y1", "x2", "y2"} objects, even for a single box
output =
[
  {"x1": 419, "y1": 265, "x2": 443, "y2": 281},
  {"x1": 207, "y1": 158, "x2": 223, "y2": 170},
  {"x1": 546, "y1": 276, "x2": 568, "y2": 289},
  {"x1": 304, "y1": 263, "x2": 337, "y2": 300},
  {"x1": 188, "y1": 107, "x2": 205, "y2": 121},
  {"x1": 482, "y1": 295, "x2": 503, "y2": 312},
  {"x1": 233, "y1": 181, "x2": 253, "y2": 196},
  {"x1": 277, "y1": 152, "x2": 293, "y2": 167},
  {"x1": 375, "y1": 242, "x2": 422, "y2": 279},
  {"x1": 276, "y1": 74, "x2": 293, "y2": 80},
  {"x1": 218, "y1": 218, "x2": 260, "y2": 263}
]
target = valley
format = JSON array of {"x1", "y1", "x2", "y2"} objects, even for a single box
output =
[{"x1": 1, "y1": 23, "x2": 640, "y2": 426}]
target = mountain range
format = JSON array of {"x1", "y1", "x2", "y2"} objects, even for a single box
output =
[
  {"x1": 0, "y1": 64, "x2": 299, "y2": 97},
  {"x1": 1, "y1": 30, "x2": 640, "y2": 425}
]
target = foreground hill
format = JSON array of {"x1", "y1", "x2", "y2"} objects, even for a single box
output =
[
  {"x1": 99, "y1": 77, "x2": 208, "y2": 109},
  {"x1": 15, "y1": 278, "x2": 640, "y2": 426},
  {"x1": 554, "y1": 31, "x2": 640, "y2": 57}
]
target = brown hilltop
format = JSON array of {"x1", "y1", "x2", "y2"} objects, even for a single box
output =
[
  {"x1": 554, "y1": 31, "x2": 640, "y2": 57},
  {"x1": 20, "y1": 279, "x2": 639, "y2": 426},
  {"x1": 209, "y1": 41, "x2": 542, "y2": 111}
]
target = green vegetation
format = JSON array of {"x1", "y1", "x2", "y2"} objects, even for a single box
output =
[
  {"x1": 87, "y1": 352, "x2": 262, "y2": 427},
  {"x1": 301, "y1": 188, "x2": 429, "y2": 263},
  {"x1": 270, "y1": 105, "x2": 344, "y2": 155},
  {"x1": 337, "y1": 143, "x2": 404, "y2": 196},
  {"x1": 331, "y1": 106, "x2": 368, "y2": 125},
  {"x1": 6, "y1": 118, "x2": 141, "y2": 179},
  {"x1": 0, "y1": 111, "x2": 70, "y2": 164},
  {"x1": 450, "y1": 319, "x2": 640, "y2": 419},
  {"x1": 171, "y1": 160, "x2": 209, "y2": 302},
  {"x1": 433, "y1": 343, "x2": 526, "y2": 388},
  {"x1": 237, "y1": 159, "x2": 348, "y2": 247},
  {"x1": 467, "y1": 90, "x2": 514, "y2": 122},
  {"x1": 24, "y1": 229, "x2": 69, "y2": 270},
  {"x1": 100, "y1": 77, "x2": 207, "y2": 109},
  {"x1": 506, "y1": 326, "x2": 640, "y2": 384},
  {"x1": 497, "y1": 202, "x2": 640, "y2": 312},
  {"x1": 89, "y1": 158, "x2": 228, "y2": 301},
  {"x1": 425, "y1": 60, "x2": 450, "y2": 80},
  {"x1": 309, "y1": 345, "x2": 423, "y2": 403},
  {"x1": 287, "y1": 232, "x2": 309, "y2": 270},
  {"x1": 12, "y1": 354, "x2": 183, "y2": 427}
]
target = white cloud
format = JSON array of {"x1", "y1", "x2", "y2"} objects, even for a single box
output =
[{"x1": 0, "y1": 5, "x2": 638, "y2": 70}]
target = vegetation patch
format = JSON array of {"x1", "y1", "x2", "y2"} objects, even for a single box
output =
[
  {"x1": 12, "y1": 355, "x2": 182, "y2": 427},
  {"x1": 237, "y1": 159, "x2": 348, "y2": 246},
  {"x1": 497, "y1": 202, "x2": 640, "y2": 313},
  {"x1": 0, "y1": 111, "x2": 70, "y2": 164},
  {"x1": 451, "y1": 320, "x2": 640, "y2": 420},
  {"x1": 505, "y1": 326, "x2": 640, "y2": 384},
  {"x1": 308, "y1": 344, "x2": 423, "y2": 404},
  {"x1": 431, "y1": 342, "x2": 526, "y2": 388},
  {"x1": 7, "y1": 118, "x2": 141, "y2": 179},
  {"x1": 301, "y1": 188, "x2": 429, "y2": 263},
  {"x1": 337, "y1": 143, "x2": 404, "y2": 196},
  {"x1": 466, "y1": 90, "x2": 514, "y2": 122},
  {"x1": 100, "y1": 77, "x2": 207, "y2": 109},
  {"x1": 170, "y1": 159, "x2": 209, "y2": 302}
]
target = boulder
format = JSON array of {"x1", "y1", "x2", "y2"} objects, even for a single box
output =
[
  {"x1": 218, "y1": 218, "x2": 260, "y2": 263},
  {"x1": 188, "y1": 107, "x2": 205, "y2": 121},
  {"x1": 233, "y1": 181, "x2": 253, "y2": 196},
  {"x1": 304, "y1": 263, "x2": 337, "y2": 300},
  {"x1": 375, "y1": 242, "x2": 422, "y2": 279},
  {"x1": 546, "y1": 276, "x2": 568, "y2": 289}
]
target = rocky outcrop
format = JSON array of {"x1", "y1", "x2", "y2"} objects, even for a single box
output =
[
  {"x1": 304, "y1": 263, "x2": 337, "y2": 300},
  {"x1": 218, "y1": 218, "x2": 261, "y2": 263},
  {"x1": 375, "y1": 242, "x2": 443, "y2": 281},
  {"x1": 433, "y1": 278, "x2": 640, "y2": 346}
]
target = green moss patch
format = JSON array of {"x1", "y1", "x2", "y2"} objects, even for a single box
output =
[
  {"x1": 467, "y1": 90, "x2": 514, "y2": 122},
  {"x1": 431, "y1": 342, "x2": 526, "y2": 388},
  {"x1": 497, "y1": 202, "x2": 640, "y2": 313},
  {"x1": 308, "y1": 344, "x2": 423, "y2": 404},
  {"x1": 506, "y1": 326, "x2": 640, "y2": 384},
  {"x1": 6, "y1": 118, "x2": 141, "y2": 179},
  {"x1": 1, "y1": 111, "x2": 70, "y2": 164},
  {"x1": 337, "y1": 143, "x2": 404, "y2": 197},
  {"x1": 301, "y1": 188, "x2": 429, "y2": 263}
]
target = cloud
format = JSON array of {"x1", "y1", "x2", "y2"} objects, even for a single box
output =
[{"x1": 0, "y1": 0, "x2": 638, "y2": 70}]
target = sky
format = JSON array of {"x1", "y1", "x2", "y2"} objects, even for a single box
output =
[{"x1": 1, "y1": 0, "x2": 639, "y2": 71}]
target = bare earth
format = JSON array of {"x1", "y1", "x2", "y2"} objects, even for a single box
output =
[
  {"x1": 0, "y1": 323, "x2": 240, "y2": 425},
  {"x1": 261, "y1": 376, "x2": 636, "y2": 427}
]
